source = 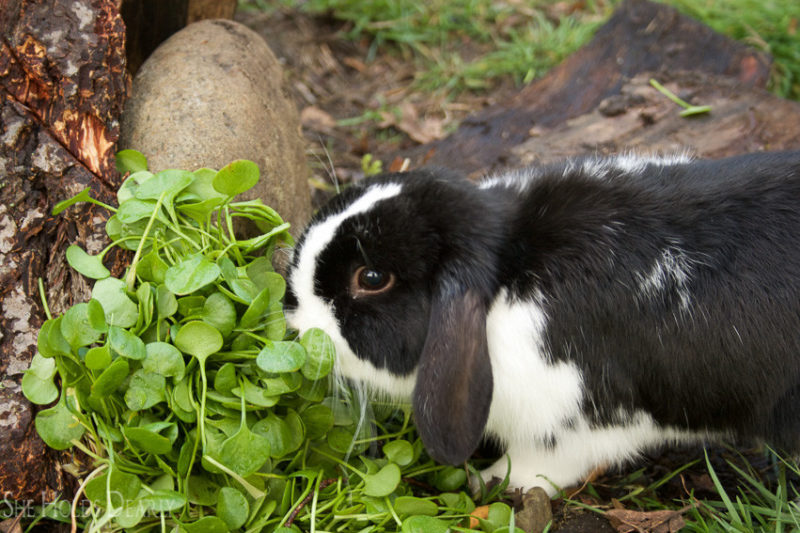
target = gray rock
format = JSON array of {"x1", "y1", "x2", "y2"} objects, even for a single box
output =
[
  {"x1": 515, "y1": 487, "x2": 553, "y2": 533},
  {"x1": 120, "y1": 19, "x2": 311, "y2": 235}
]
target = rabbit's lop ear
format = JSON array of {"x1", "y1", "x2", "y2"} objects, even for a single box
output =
[{"x1": 413, "y1": 278, "x2": 493, "y2": 465}]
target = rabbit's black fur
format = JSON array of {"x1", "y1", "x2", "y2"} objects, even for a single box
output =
[{"x1": 286, "y1": 151, "x2": 800, "y2": 493}]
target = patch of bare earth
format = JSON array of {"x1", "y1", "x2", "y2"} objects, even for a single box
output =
[{"x1": 236, "y1": 7, "x2": 517, "y2": 202}]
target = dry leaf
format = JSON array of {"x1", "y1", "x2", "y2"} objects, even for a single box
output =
[
  {"x1": 469, "y1": 505, "x2": 490, "y2": 528},
  {"x1": 379, "y1": 102, "x2": 446, "y2": 144},
  {"x1": 605, "y1": 506, "x2": 689, "y2": 533},
  {"x1": 0, "y1": 509, "x2": 25, "y2": 533},
  {"x1": 300, "y1": 106, "x2": 337, "y2": 133},
  {"x1": 343, "y1": 56, "x2": 368, "y2": 73},
  {"x1": 387, "y1": 157, "x2": 410, "y2": 172}
]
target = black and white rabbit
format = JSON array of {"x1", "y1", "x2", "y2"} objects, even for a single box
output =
[{"x1": 285, "y1": 151, "x2": 800, "y2": 495}]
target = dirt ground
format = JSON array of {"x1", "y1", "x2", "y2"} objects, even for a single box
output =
[
  {"x1": 233, "y1": 6, "x2": 793, "y2": 531},
  {"x1": 236, "y1": 6, "x2": 520, "y2": 204}
]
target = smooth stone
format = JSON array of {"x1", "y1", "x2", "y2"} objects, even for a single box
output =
[
  {"x1": 515, "y1": 487, "x2": 554, "y2": 533},
  {"x1": 120, "y1": 18, "x2": 311, "y2": 235}
]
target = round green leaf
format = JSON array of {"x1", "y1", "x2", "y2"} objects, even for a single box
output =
[
  {"x1": 165, "y1": 253, "x2": 221, "y2": 295},
  {"x1": 137, "y1": 251, "x2": 169, "y2": 284},
  {"x1": 284, "y1": 409, "x2": 305, "y2": 454},
  {"x1": 66, "y1": 245, "x2": 110, "y2": 279},
  {"x1": 383, "y1": 440, "x2": 415, "y2": 466},
  {"x1": 217, "y1": 487, "x2": 249, "y2": 530},
  {"x1": 140, "y1": 489, "x2": 187, "y2": 512},
  {"x1": 182, "y1": 516, "x2": 229, "y2": 533},
  {"x1": 61, "y1": 303, "x2": 103, "y2": 350},
  {"x1": 37, "y1": 318, "x2": 70, "y2": 358},
  {"x1": 487, "y1": 502, "x2": 514, "y2": 528},
  {"x1": 437, "y1": 492, "x2": 474, "y2": 512},
  {"x1": 109, "y1": 326, "x2": 146, "y2": 360},
  {"x1": 263, "y1": 304, "x2": 286, "y2": 341},
  {"x1": 84, "y1": 468, "x2": 142, "y2": 507},
  {"x1": 22, "y1": 371, "x2": 58, "y2": 405},
  {"x1": 213, "y1": 362, "x2": 237, "y2": 394},
  {"x1": 300, "y1": 328, "x2": 335, "y2": 380},
  {"x1": 135, "y1": 169, "x2": 194, "y2": 201},
  {"x1": 239, "y1": 287, "x2": 271, "y2": 330},
  {"x1": 175, "y1": 321, "x2": 223, "y2": 364},
  {"x1": 115, "y1": 149, "x2": 148, "y2": 174},
  {"x1": 85, "y1": 345, "x2": 111, "y2": 370},
  {"x1": 217, "y1": 424, "x2": 270, "y2": 477},
  {"x1": 364, "y1": 463, "x2": 401, "y2": 497},
  {"x1": 143, "y1": 342, "x2": 185, "y2": 379},
  {"x1": 92, "y1": 277, "x2": 139, "y2": 328},
  {"x1": 256, "y1": 341, "x2": 306, "y2": 374},
  {"x1": 393, "y1": 496, "x2": 439, "y2": 517},
  {"x1": 177, "y1": 295, "x2": 206, "y2": 317},
  {"x1": 92, "y1": 357, "x2": 130, "y2": 397},
  {"x1": 117, "y1": 170, "x2": 154, "y2": 204},
  {"x1": 433, "y1": 466, "x2": 468, "y2": 492},
  {"x1": 124, "y1": 370, "x2": 166, "y2": 411},
  {"x1": 124, "y1": 426, "x2": 172, "y2": 455},
  {"x1": 213, "y1": 159, "x2": 259, "y2": 197},
  {"x1": 300, "y1": 404, "x2": 334, "y2": 440},
  {"x1": 230, "y1": 376, "x2": 278, "y2": 407},
  {"x1": 25, "y1": 351, "x2": 56, "y2": 380},
  {"x1": 188, "y1": 167, "x2": 221, "y2": 195},
  {"x1": 172, "y1": 379, "x2": 195, "y2": 413},
  {"x1": 252, "y1": 414, "x2": 294, "y2": 459},
  {"x1": 401, "y1": 515, "x2": 452, "y2": 533},
  {"x1": 178, "y1": 197, "x2": 224, "y2": 223},
  {"x1": 202, "y1": 292, "x2": 237, "y2": 337},
  {"x1": 34, "y1": 398, "x2": 85, "y2": 450},
  {"x1": 156, "y1": 284, "x2": 178, "y2": 318},
  {"x1": 87, "y1": 299, "x2": 108, "y2": 332},
  {"x1": 261, "y1": 372, "x2": 302, "y2": 396},
  {"x1": 116, "y1": 198, "x2": 157, "y2": 224},
  {"x1": 187, "y1": 475, "x2": 219, "y2": 506},
  {"x1": 115, "y1": 502, "x2": 147, "y2": 529}
]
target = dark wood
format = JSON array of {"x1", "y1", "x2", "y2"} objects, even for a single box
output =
[
  {"x1": 403, "y1": 0, "x2": 779, "y2": 176},
  {"x1": 0, "y1": 0, "x2": 128, "y2": 501},
  {"x1": 121, "y1": 0, "x2": 238, "y2": 73}
]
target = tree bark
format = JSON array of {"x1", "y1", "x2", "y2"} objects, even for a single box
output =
[{"x1": 0, "y1": 0, "x2": 128, "y2": 501}]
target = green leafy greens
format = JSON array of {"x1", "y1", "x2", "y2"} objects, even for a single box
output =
[{"x1": 23, "y1": 151, "x2": 518, "y2": 532}]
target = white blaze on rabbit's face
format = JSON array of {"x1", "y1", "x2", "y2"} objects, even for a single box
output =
[{"x1": 286, "y1": 182, "x2": 416, "y2": 399}]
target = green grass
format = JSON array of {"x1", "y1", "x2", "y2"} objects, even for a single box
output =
[
  {"x1": 242, "y1": 0, "x2": 800, "y2": 100},
  {"x1": 565, "y1": 449, "x2": 800, "y2": 532},
  {"x1": 661, "y1": 0, "x2": 800, "y2": 101}
]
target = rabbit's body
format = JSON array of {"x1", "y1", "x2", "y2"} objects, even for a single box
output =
[{"x1": 286, "y1": 151, "x2": 800, "y2": 494}]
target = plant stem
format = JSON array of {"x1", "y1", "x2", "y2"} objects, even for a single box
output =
[
  {"x1": 38, "y1": 278, "x2": 52, "y2": 320},
  {"x1": 126, "y1": 191, "x2": 166, "y2": 292}
]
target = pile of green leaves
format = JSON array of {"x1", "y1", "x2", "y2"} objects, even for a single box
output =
[{"x1": 22, "y1": 151, "x2": 519, "y2": 532}]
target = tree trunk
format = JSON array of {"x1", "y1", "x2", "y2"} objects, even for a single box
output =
[
  {"x1": 0, "y1": 0, "x2": 128, "y2": 501},
  {"x1": 121, "y1": 0, "x2": 238, "y2": 73}
]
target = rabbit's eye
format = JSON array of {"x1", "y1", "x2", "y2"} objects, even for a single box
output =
[{"x1": 351, "y1": 266, "x2": 395, "y2": 297}]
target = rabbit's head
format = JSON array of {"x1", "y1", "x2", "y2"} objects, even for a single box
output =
[{"x1": 286, "y1": 169, "x2": 507, "y2": 464}]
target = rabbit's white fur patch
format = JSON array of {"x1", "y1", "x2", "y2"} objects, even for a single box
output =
[
  {"x1": 481, "y1": 289, "x2": 708, "y2": 494},
  {"x1": 483, "y1": 290, "x2": 583, "y2": 445}
]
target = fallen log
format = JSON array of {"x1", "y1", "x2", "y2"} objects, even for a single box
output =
[{"x1": 402, "y1": 0, "x2": 799, "y2": 177}]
